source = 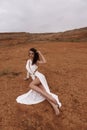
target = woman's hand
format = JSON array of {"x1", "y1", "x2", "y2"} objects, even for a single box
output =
[
  {"x1": 37, "y1": 51, "x2": 41, "y2": 54},
  {"x1": 24, "y1": 77, "x2": 29, "y2": 81}
]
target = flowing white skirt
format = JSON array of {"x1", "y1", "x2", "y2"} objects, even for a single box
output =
[{"x1": 16, "y1": 71, "x2": 62, "y2": 107}]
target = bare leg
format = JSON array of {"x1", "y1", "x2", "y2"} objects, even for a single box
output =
[
  {"x1": 29, "y1": 78, "x2": 59, "y2": 115},
  {"x1": 29, "y1": 78, "x2": 58, "y2": 105},
  {"x1": 48, "y1": 101, "x2": 59, "y2": 115},
  {"x1": 38, "y1": 84, "x2": 60, "y2": 115}
]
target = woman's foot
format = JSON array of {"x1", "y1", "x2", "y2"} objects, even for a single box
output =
[
  {"x1": 54, "y1": 106, "x2": 60, "y2": 115},
  {"x1": 58, "y1": 102, "x2": 62, "y2": 109}
]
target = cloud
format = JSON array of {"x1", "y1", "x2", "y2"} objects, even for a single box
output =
[{"x1": 0, "y1": 0, "x2": 87, "y2": 32}]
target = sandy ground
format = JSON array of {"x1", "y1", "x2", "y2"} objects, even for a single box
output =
[{"x1": 0, "y1": 41, "x2": 87, "y2": 130}]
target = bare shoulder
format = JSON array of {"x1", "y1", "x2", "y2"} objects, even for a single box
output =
[{"x1": 27, "y1": 59, "x2": 31, "y2": 61}]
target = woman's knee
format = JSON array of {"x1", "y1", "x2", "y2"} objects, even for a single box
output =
[
  {"x1": 29, "y1": 82, "x2": 34, "y2": 89},
  {"x1": 29, "y1": 78, "x2": 40, "y2": 89}
]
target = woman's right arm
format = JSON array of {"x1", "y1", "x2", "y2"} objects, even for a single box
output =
[{"x1": 37, "y1": 51, "x2": 47, "y2": 64}]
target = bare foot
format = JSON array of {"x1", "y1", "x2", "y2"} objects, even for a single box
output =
[
  {"x1": 54, "y1": 105, "x2": 60, "y2": 116},
  {"x1": 55, "y1": 107, "x2": 60, "y2": 116}
]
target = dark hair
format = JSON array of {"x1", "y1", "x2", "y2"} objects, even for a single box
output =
[{"x1": 29, "y1": 48, "x2": 39, "y2": 65}]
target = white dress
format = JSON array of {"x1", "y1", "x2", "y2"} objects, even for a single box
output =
[{"x1": 16, "y1": 59, "x2": 62, "y2": 108}]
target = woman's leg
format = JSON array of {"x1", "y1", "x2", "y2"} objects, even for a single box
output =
[
  {"x1": 29, "y1": 78, "x2": 58, "y2": 105},
  {"x1": 29, "y1": 78, "x2": 59, "y2": 115},
  {"x1": 38, "y1": 84, "x2": 60, "y2": 115}
]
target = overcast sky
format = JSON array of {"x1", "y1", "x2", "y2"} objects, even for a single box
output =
[{"x1": 0, "y1": 0, "x2": 87, "y2": 33}]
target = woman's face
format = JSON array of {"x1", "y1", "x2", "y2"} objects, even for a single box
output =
[{"x1": 29, "y1": 50, "x2": 34, "y2": 59}]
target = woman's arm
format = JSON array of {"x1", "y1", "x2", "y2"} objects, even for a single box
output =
[
  {"x1": 37, "y1": 51, "x2": 47, "y2": 64},
  {"x1": 24, "y1": 60, "x2": 30, "y2": 80},
  {"x1": 24, "y1": 71, "x2": 29, "y2": 80}
]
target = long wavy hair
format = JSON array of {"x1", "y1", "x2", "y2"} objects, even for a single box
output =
[{"x1": 29, "y1": 48, "x2": 40, "y2": 65}]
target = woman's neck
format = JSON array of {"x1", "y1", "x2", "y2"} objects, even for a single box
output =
[{"x1": 30, "y1": 58, "x2": 33, "y2": 61}]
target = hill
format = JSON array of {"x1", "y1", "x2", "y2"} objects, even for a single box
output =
[{"x1": 0, "y1": 27, "x2": 87, "y2": 46}]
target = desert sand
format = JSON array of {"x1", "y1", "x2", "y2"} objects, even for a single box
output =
[{"x1": 0, "y1": 40, "x2": 87, "y2": 130}]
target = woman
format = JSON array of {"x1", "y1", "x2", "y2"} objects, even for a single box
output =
[{"x1": 16, "y1": 48, "x2": 62, "y2": 115}]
